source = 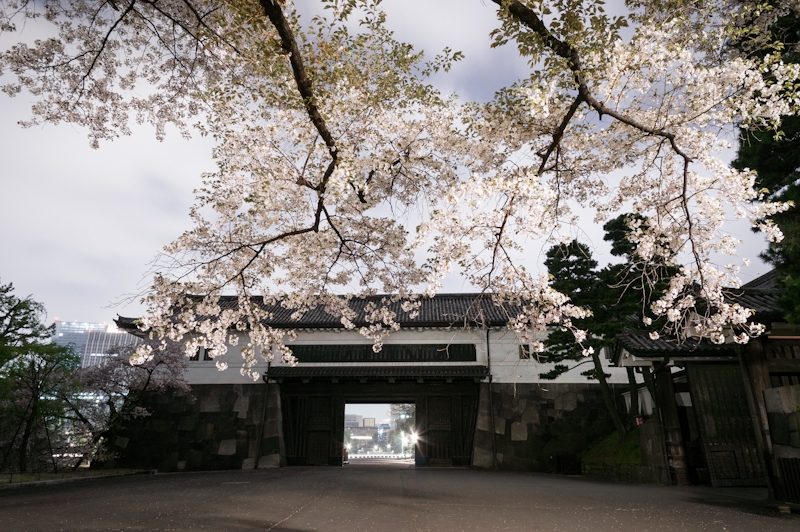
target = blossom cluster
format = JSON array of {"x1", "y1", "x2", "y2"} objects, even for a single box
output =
[{"x1": 2, "y1": 1, "x2": 798, "y2": 370}]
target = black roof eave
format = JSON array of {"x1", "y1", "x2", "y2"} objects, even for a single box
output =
[{"x1": 267, "y1": 364, "x2": 489, "y2": 380}]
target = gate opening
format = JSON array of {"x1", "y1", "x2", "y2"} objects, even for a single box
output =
[{"x1": 344, "y1": 403, "x2": 415, "y2": 467}]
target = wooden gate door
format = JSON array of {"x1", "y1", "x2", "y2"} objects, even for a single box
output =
[
  {"x1": 453, "y1": 394, "x2": 479, "y2": 467},
  {"x1": 416, "y1": 392, "x2": 479, "y2": 467},
  {"x1": 305, "y1": 396, "x2": 332, "y2": 466},
  {"x1": 282, "y1": 394, "x2": 343, "y2": 466},
  {"x1": 687, "y1": 363, "x2": 766, "y2": 487},
  {"x1": 425, "y1": 396, "x2": 453, "y2": 467},
  {"x1": 282, "y1": 395, "x2": 308, "y2": 466}
]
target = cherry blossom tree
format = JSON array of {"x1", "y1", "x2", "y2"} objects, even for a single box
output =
[
  {"x1": 2, "y1": 0, "x2": 798, "y2": 377},
  {"x1": 65, "y1": 339, "x2": 190, "y2": 466}
]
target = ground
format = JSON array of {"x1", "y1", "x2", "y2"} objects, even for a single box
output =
[{"x1": 0, "y1": 464, "x2": 797, "y2": 531}]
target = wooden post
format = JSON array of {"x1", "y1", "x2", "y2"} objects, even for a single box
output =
[
  {"x1": 743, "y1": 339, "x2": 779, "y2": 498},
  {"x1": 655, "y1": 368, "x2": 689, "y2": 485},
  {"x1": 643, "y1": 366, "x2": 671, "y2": 484}
]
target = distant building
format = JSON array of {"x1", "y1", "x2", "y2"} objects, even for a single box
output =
[
  {"x1": 53, "y1": 320, "x2": 140, "y2": 367},
  {"x1": 344, "y1": 414, "x2": 363, "y2": 428},
  {"x1": 363, "y1": 418, "x2": 375, "y2": 428}
]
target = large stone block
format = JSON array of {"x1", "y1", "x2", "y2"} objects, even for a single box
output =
[
  {"x1": 199, "y1": 396, "x2": 220, "y2": 413},
  {"x1": 472, "y1": 447, "x2": 494, "y2": 469},
  {"x1": 258, "y1": 454, "x2": 281, "y2": 468},
  {"x1": 554, "y1": 392, "x2": 578, "y2": 412},
  {"x1": 263, "y1": 418, "x2": 282, "y2": 439},
  {"x1": 478, "y1": 384, "x2": 491, "y2": 414},
  {"x1": 540, "y1": 386, "x2": 560, "y2": 400},
  {"x1": 510, "y1": 422, "x2": 528, "y2": 441},
  {"x1": 233, "y1": 396, "x2": 250, "y2": 414},
  {"x1": 763, "y1": 384, "x2": 800, "y2": 414},
  {"x1": 473, "y1": 429, "x2": 493, "y2": 451},
  {"x1": 521, "y1": 406, "x2": 540, "y2": 424},
  {"x1": 476, "y1": 412, "x2": 492, "y2": 432},
  {"x1": 218, "y1": 439, "x2": 237, "y2": 456},
  {"x1": 494, "y1": 418, "x2": 507, "y2": 435},
  {"x1": 177, "y1": 416, "x2": 198, "y2": 431}
]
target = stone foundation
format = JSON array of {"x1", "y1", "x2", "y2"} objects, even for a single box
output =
[
  {"x1": 471, "y1": 383, "x2": 618, "y2": 472},
  {"x1": 111, "y1": 383, "x2": 284, "y2": 472},
  {"x1": 112, "y1": 381, "x2": 620, "y2": 473}
]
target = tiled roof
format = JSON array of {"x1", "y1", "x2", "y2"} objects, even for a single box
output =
[
  {"x1": 615, "y1": 329, "x2": 738, "y2": 359},
  {"x1": 268, "y1": 364, "x2": 489, "y2": 380},
  {"x1": 117, "y1": 293, "x2": 518, "y2": 330},
  {"x1": 723, "y1": 288, "x2": 782, "y2": 319},
  {"x1": 116, "y1": 270, "x2": 783, "y2": 334},
  {"x1": 741, "y1": 269, "x2": 781, "y2": 290}
]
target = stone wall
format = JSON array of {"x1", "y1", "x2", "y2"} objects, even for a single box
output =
[
  {"x1": 112, "y1": 381, "x2": 620, "y2": 473},
  {"x1": 471, "y1": 383, "x2": 619, "y2": 472},
  {"x1": 764, "y1": 384, "x2": 800, "y2": 457},
  {"x1": 110, "y1": 383, "x2": 284, "y2": 472}
]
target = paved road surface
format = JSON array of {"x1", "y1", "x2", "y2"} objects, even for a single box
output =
[{"x1": 0, "y1": 467, "x2": 797, "y2": 531}]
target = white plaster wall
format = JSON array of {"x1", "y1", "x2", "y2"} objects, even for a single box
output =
[
  {"x1": 486, "y1": 328, "x2": 633, "y2": 384},
  {"x1": 184, "y1": 327, "x2": 633, "y2": 386}
]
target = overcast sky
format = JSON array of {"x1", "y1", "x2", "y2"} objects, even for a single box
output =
[{"x1": 0, "y1": 0, "x2": 773, "y2": 325}]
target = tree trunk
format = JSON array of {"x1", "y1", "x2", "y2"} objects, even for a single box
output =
[
  {"x1": 18, "y1": 397, "x2": 38, "y2": 472},
  {"x1": 591, "y1": 351, "x2": 626, "y2": 440},
  {"x1": 0, "y1": 397, "x2": 34, "y2": 471},
  {"x1": 43, "y1": 415, "x2": 58, "y2": 473},
  {"x1": 626, "y1": 367, "x2": 640, "y2": 429}
]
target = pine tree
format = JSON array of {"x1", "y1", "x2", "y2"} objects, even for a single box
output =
[{"x1": 541, "y1": 240, "x2": 628, "y2": 440}]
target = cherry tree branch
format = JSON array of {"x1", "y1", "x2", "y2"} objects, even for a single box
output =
[
  {"x1": 259, "y1": 0, "x2": 338, "y2": 172},
  {"x1": 494, "y1": 0, "x2": 703, "y2": 278}
]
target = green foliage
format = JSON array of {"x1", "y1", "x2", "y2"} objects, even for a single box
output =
[
  {"x1": 580, "y1": 427, "x2": 641, "y2": 466},
  {"x1": 0, "y1": 281, "x2": 85, "y2": 473},
  {"x1": 540, "y1": 213, "x2": 676, "y2": 373},
  {"x1": 733, "y1": 12, "x2": 800, "y2": 322},
  {"x1": 540, "y1": 235, "x2": 638, "y2": 380},
  {"x1": 0, "y1": 342, "x2": 81, "y2": 472},
  {"x1": 0, "y1": 281, "x2": 54, "y2": 367}
]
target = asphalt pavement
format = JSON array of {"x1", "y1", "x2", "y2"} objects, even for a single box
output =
[{"x1": 0, "y1": 466, "x2": 797, "y2": 531}]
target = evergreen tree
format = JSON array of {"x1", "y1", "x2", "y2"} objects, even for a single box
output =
[
  {"x1": 0, "y1": 343, "x2": 80, "y2": 472},
  {"x1": 540, "y1": 214, "x2": 678, "y2": 439},
  {"x1": 541, "y1": 240, "x2": 628, "y2": 440},
  {"x1": 733, "y1": 12, "x2": 800, "y2": 321},
  {"x1": 0, "y1": 281, "x2": 54, "y2": 368}
]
